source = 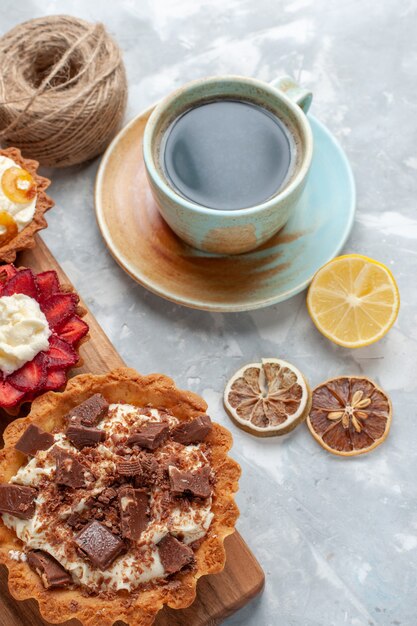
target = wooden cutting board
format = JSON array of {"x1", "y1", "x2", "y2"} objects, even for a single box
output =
[{"x1": 0, "y1": 236, "x2": 265, "y2": 626}]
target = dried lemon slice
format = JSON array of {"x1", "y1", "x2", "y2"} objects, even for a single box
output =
[
  {"x1": 307, "y1": 254, "x2": 400, "y2": 348},
  {"x1": 1, "y1": 166, "x2": 37, "y2": 204},
  {"x1": 224, "y1": 358, "x2": 311, "y2": 436},
  {"x1": 307, "y1": 376, "x2": 392, "y2": 456}
]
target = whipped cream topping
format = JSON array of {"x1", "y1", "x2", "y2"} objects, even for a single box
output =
[
  {"x1": 2, "y1": 404, "x2": 214, "y2": 594},
  {"x1": 0, "y1": 156, "x2": 37, "y2": 233},
  {"x1": 0, "y1": 294, "x2": 51, "y2": 375}
]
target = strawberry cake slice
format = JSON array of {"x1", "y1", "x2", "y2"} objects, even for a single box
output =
[{"x1": 0, "y1": 264, "x2": 89, "y2": 412}]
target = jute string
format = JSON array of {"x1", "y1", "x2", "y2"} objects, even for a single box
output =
[{"x1": 0, "y1": 15, "x2": 127, "y2": 167}]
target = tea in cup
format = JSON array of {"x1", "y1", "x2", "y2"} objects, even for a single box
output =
[{"x1": 143, "y1": 75, "x2": 313, "y2": 255}]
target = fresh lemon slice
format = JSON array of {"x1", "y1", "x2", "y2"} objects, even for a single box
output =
[
  {"x1": 224, "y1": 358, "x2": 311, "y2": 437},
  {"x1": 307, "y1": 254, "x2": 400, "y2": 348}
]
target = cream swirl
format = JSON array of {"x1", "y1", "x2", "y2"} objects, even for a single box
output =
[{"x1": 0, "y1": 294, "x2": 51, "y2": 374}]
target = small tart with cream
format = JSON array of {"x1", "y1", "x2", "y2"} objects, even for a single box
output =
[
  {"x1": 0, "y1": 368, "x2": 240, "y2": 626},
  {"x1": 0, "y1": 147, "x2": 54, "y2": 263},
  {"x1": 0, "y1": 264, "x2": 89, "y2": 412}
]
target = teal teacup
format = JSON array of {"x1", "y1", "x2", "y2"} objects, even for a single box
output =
[{"x1": 143, "y1": 75, "x2": 313, "y2": 255}]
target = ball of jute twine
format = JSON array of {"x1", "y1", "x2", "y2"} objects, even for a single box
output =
[{"x1": 0, "y1": 15, "x2": 127, "y2": 167}]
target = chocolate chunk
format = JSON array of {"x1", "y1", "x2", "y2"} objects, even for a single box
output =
[
  {"x1": 0, "y1": 484, "x2": 37, "y2": 519},
  {"x1": 157, "y1": 534, "x2": 194, "y2": 574},
  {"x1": 133, "y1": 453, "x2": 160, "y2": 488},
  {"x1": 116, "y1": 458, "x2": 144, "y2": 477},
  {"x1": 127, "y1": 422, "x2": 169, "y2": 450},
  {"x1": 74, "y1": 520, "x2": 125, "y2": 570},
  {"x1": 83, "y1": 496, "x2": 121, "y2": 535},
  {"x1": 66, "y1": 511, "x2": 83, "y2": 529},
  {"x1": 66, "y1": 423, "x2": 105, "y2": 449},
  {"x1": 118, "y1": 486, "x2": 149, "y2": 540},
  {"x1": 27, "y1": 549, "x2": 72, "y2": 589},
  {"x1": 69, "y1": 600, "x2": 79, "y2": 612},
  {"x1": 67, "y1": 394, "x2": 109, "y2": 427},
  {"x1": 171, "y1": 414, "x2": 212, "y2": 445},
  {"x1": 97, "y1": 487, "x2": 118, "y2": 504},
  {"x1": 14, "y1": 424, "x2": 55, "y2": 456},
  {"x1": 168, "y1": 466, "x2": 211, "y2": 499},
  {"x1": 54, "y1": 448, "x2": 87, "y2": 489}
]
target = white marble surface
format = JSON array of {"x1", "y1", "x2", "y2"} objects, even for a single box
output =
[{"x1": 2, "y1": 1, "x2": 417, "y2": 625}]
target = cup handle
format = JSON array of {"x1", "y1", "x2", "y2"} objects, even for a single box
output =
[{"x1": 270, "y1": 75, "x2": 312, "y2": 114}]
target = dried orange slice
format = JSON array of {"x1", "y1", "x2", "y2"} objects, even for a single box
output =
[
  {"x1": 307, "y1": 254, "x2": 400, "y2": 348},
  {"x1": 224, "y1": 358, "x2": 311, "y2": 436},
  {"x1": 1, "y1": 166, "x2": 37, "y2": 204},
  {"x1": 0, "y1": 212, "x2": 18, "y2": 246},
  {"x1": 307, "y1": 376, "x2": 392, "y2": 456}
]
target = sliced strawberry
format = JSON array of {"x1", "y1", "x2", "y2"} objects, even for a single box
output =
[
  {"x1": 36, "y1": 270, "x2": 60, "y2": 301},
  {"x1": 2, "y1": 268, "x2": 38, "y2": 298},
  {"x1": 41, "y1": 293, "x2": 78, "y2": 330},
  {"x1": 0, "y1": 379, "x2": 25, "y2": 408},
  {"x1": 45, "y1": 335, "x2": 78, "y2": 370},
  {"x1": 43, "y1": 368, "x2": 67, "y2": 391},
  {"x1": 8, "y1": 354, "x2": 46, "y2": 392},
  {"x1": 58, "y1": 315, "x2": 89, "y2": 345},
  {"x1": 0, "y1": 264, "x2": 17, "y2": 287}
]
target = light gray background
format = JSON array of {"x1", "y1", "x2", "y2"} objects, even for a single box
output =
[{"x1": 2, "y1": 1, "x2": 417, "y2": 625}]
